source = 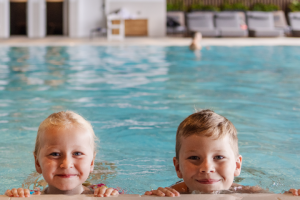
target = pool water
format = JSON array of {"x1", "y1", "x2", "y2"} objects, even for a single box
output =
[{"x1": 0, "y1": 46, "x2": 300, "y2": 194}]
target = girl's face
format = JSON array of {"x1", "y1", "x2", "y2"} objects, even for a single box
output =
[{"x1": 35, "y1": 125, "x2": 95, "y2": 194}]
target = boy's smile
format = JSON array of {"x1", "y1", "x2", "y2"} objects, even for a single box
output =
[
  {"x1": 34, "y1": 125, "x2": 95, "y2": 194},
  {"x1": 173, "y1": 134, "x2": 242, "y2": 193}
]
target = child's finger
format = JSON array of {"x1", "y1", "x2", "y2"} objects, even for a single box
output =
[
  {"x1": 94, "y1": 188, "x2": 100, "y2": 197},
  {"x1": 144, "y1": 191, "x2": 152, "y2": 195},
  {"x1": 33, "y1": 190, "x2": 41, "y2": 195},
  {"x1": 289, "y1": 189, "x2": 298, "y2": 196},
  {"x1": 24, "y1": 189, "x2": 30, "y2": 197},
  {"x1": 97, "y1": 186, "x2": 108, "y2": 197},
  {"x1": 12, "y1": 188, "x2": 19, "y2": 197},
  {"x1": 165, "y1": 187, "x2": 180, "y2": 197},
  {"x1": 168, "y1": 188, "x2": 180, "y2": 196},
  {"x1": 111, "y1": 189, "x2": 119, "y2": 196},
  {"x1": 104, "y1": 188, "x2": 114, "y2": 197},
  {"x1": 17, "y1": 188, "x2": 25, "y2": 197},
  {"x1": 5, "y1": 189, "x2": 13, "y2": 197},
  {"x1": 152, "y1": 188, "x2": 166, "y2": 197}
]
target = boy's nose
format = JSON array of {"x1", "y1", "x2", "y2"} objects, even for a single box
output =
[
  {"x1": 60, "y1": 157, "x2": 74, "y2": 169},
  {"x1": 199, "y1": 159, "x2": 215, "y2": 173}
]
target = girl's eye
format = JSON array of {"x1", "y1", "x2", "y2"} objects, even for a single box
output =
[
  {"x1": 73, "y1": 152, "x2": 83, "y2": 156},
  {"x1": 188, "y1": 156, "x2": 199, "y2": 160},
  {"x1": 214, "y1": 155, "x2": 224, "y2": 160},
  {"x1": 50, "y1": 152, "x2": 60, "y2": 157}
]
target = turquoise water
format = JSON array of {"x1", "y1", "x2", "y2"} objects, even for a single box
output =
[{"x1": 0, "y1": 46, "x2": 300, "y2": 194}]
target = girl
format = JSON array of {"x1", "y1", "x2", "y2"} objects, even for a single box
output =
[{"x1": 6, "y1": 111, "x2": 119, "y2": 197}]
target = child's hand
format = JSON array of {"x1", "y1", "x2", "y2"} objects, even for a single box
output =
[
  {"x1": 94, "y1": 186, "x2": 119, "y2": 197},
  {"x1": 144, "y1": 187, "x2": 180, "y2": 197},
  {"x1": 5, "y1": 188, "x2": 41, "y2": 197},
  {"x1": 288, "y1": 189, "x2": 300, "y2": 196}
]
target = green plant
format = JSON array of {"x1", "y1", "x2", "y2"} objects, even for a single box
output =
[
  {"x1": 289, "y1": 0, "x2": 300, "y2": 12},
  {"x1": 190, "y1": 2, "x2": 220, "y2": 11},
  {"x1": 221, "y1": 2, "x2": 249, "y2": 11},
  {"x1": 167, "y1": 0, "x2": 187, "y2": 11},
  {"x1": 252, "y1": 3, "x2": 280, "y2": 12}
]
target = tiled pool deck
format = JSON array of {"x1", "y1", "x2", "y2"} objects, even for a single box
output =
[
  {"x1": 1, "y1": 36, "x2": 300, "y2": 199},
  {"x1": 1, "y1": 36, "x2": 300, "y2": 46}
]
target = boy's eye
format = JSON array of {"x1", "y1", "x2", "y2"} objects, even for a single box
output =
[
  {"x1": 214, "y1": 155, "x2": 224, "y2": 160},
  {"x1": 188, "y1": 156, "x2": 200, "y2": 160},
  {"x1": 50, "y1": 152, "x2": 60, "y2": 157},
  {"x1": 73, "y1": 152, "x2": 83, "y2": 156}
]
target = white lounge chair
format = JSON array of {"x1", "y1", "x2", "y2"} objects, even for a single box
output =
[
  {"x1": 215, "y1": 12, "x2": 248, "y2": 37},
  {"x1": 246, "y1": 11, "x2": 282, "y2": 37},
  {"x1": 288, "y1": 12, "x2": 300, "y2": 37},
  {"x1": 186, "y1": 12, "x2": 219, "y2": 37}
]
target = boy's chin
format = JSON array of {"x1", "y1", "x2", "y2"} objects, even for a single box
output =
[{"x1": 190, "y1": 185, "x2": 228, "y2": 194}]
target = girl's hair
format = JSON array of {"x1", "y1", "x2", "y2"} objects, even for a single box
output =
[{"x1": 34, "y1": 111, "x2": 97, "y2": 157}]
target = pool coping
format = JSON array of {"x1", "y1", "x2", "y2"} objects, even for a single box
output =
[
  {"x1": 0, "y1": 193, "x2": 298, "y2": 199},
  {"x1": 1, "y1": 36, "x2": 300, "y2": 47}
]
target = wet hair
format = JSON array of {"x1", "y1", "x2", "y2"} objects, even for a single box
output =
[
  {"x1": 192, "y1": 31, "x2": 202, "y2": 39},
  {"x1": 34, "y1": 111, "x2": 97, "y2": 157},
  {"x1": 175, "y1": 109, "x2": 239, "y2": 159}
]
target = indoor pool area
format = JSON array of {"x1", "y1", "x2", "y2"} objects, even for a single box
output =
[{"x1": 0, "y1": 39, "x2": 300, "y2": 200}]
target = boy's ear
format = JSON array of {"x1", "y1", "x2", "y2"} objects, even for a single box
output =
[
  {"x1": 34, "y1": 154, "x2": 42, "y2": 174},
  {"x1": 173, "y1": 157, "x2": 183, "y2": 179},
  {"x1": 234, "y1": 155, "x2": 242, "y2": 177}
]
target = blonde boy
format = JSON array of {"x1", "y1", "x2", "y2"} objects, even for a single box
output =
[{"x1": 145, "y1": 109, "x2": 267, "y2": 196}]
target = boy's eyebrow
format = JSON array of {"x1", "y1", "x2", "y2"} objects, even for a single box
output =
[{"x1": 185, "y1": 149, "x2": 229, "y2": 153}]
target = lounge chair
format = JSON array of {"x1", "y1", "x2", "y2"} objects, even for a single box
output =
[
  {"x1": 215, "y1": 12, "x2": 248, "y2": 37},
  {"x1": 246, "y1": 11, "x2": 282, "y2": 37},
  {"x1": 288, "y1": 12, "x2": 300, "y2": 37},
  {"x1": 166, "y1": 12, "x2": 186, "y2": 35},
  {"x1": 273, "y1": 11, "x2": 290, "y2": 36},
  {"x1": 186, "y1": 12, "x2": 219, "y2": 37}
]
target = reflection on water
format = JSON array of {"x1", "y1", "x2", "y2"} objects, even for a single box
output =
[{"x1": 22, "y1": 172, "x2": 47, "y2": 191}]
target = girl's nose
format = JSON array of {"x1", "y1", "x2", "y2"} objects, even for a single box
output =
[
  {"x1": 60, "y1": 156, "x2": 74, "y2": 169},
  {"x1": 199, "y1": 159, "x2": 215, "y2": 173}
]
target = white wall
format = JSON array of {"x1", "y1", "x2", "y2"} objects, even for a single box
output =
[
  {"x1": 68, "y1": 0, "x2": 105, "y2": 38},
  {"x1": 27, "y1": 0, "x2": 46, "y2": 38},
  {"x1": 0, "y1": 0, "x2": 9, "y2": 38},
  {"x1": 105, "y1": 0, "x2": 166, "y2": 37}
]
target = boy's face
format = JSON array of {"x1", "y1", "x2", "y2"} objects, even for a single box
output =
[
  {"x1": 173, "y1": 134, "x2": 242, "y2": 193},
  {"x1": 35, "y1": 125, "x2": 94, "y2": 193}
]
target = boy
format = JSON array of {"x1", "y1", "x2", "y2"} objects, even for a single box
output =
[{"x1": 145, "y1": 109, "x2": 269, "y2": 197}]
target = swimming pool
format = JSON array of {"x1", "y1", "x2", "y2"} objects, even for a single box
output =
[{"x1": 0, "y1": 45, "x2": 300, "y2": 194}]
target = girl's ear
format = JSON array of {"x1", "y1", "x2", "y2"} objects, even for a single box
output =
[
  {"x1": 173, "y1": 157, "x2": 183, "y2": 179},
  {"x1": 34, "y1": 154, "x2": 42, "y2": 174},
  {"x1": 90, "y1": 156, "x2": 95, "y2": 173},
  {"x1": 234, "y1": 155, "x2": 242, "y2": 177}
]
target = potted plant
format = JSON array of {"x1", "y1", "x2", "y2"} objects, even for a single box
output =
[
  {"x1": 221, "y1": 2, "x2": 249, "y2": 11},
  {"x1": 251, "y1": 3, "x2": 280, "y2": 12},
  {"x1": 167, "y1": 0, "x2": 187, "y2": 12},
  {"x1": 190, "y1": 2, "x2": 220, "y2": 12},
  {"x1": 289, "y1": 0, "x2": 300, "y2": 12}
]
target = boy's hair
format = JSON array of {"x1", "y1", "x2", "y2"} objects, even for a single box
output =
[
  {"x1": 175, "y1": 109, "x2": 238, "y2": 159},
  {"x1": 34, "y1": 111, "x2": 97, "y2": 157}
]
